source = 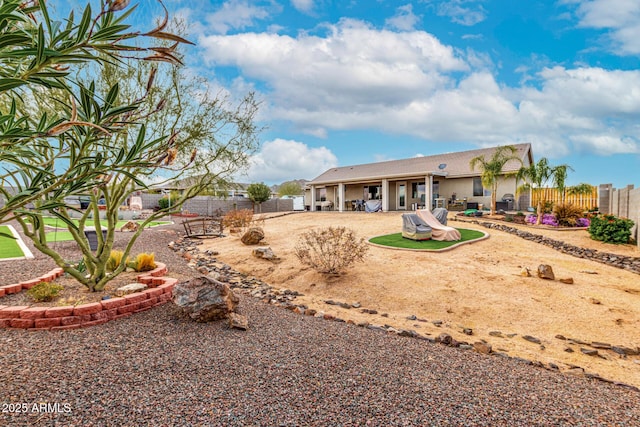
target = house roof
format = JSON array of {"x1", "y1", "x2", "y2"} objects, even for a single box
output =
[{"x1": 309, "y1": 143, "x2": 533, "y2": 185}]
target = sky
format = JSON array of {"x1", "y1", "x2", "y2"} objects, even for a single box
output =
[{"x1": 66, "y1": 0, "x2": 640, "y2": 188}]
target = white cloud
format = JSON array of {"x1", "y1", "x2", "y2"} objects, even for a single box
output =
[
  {"x1": 570, "y1": 0, "x2": 640, "y2": 54},
  {"x1": 385, "y1": 4, "x2": 421, "y2": 31},
  {"x1": 435, "y1": 0, "x2": 487, "y2": 26},
  {"x1": 205, "y1": 0, "x2": 274, "y2": 34},
  {"x1": 244, "y1": 139, "x2": 338, "y2": 183},
  {"x1": 291, "y1": 0, "x2": 315, "y2": 14},
  {"x1": 198, "y1": 16, "x2": 640, "y2": 161},
  {"x1": 200, "y1": 18, "x2": 468, "y2": 135},
  {"x1": 569, "y1": 134, "x2": 640, "y2": 155}
]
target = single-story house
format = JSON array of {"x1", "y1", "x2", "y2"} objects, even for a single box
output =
[{"x1": 305, "y1": 143, "x2": 534, "y2": 212}]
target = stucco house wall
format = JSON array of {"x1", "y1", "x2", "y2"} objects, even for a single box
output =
[{"x1": 305, "y1": 144, "x2": 533, "y2": 212}]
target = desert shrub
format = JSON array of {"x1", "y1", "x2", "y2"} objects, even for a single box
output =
[
  {"x1": 222, "y1": 209, "x2": 254, "y2": 233},
  {"x1": 294, "y1": 226, "x2": 368, "y2": 274},
  {"x1": 504, "y1": 214, "x2": 514, "y2": 222},
  {"x1": 128, "y1": 252, "x2": 156, "y2": 272},
  {"x1": 158, "y1": 191, "x2": 179, "y2": 210},
  {"x1": 554, "y1": 203, "x2": 585, "y2": 227},
  {"x1": 27, "y1": 282, "x2": 64, "y2": 302},
  {"x1": 588, "y1": 215, "x2": 634, "y2": 244},
  {"x1": 106, "y1": 250, "x2": 128, "y2": 272}
]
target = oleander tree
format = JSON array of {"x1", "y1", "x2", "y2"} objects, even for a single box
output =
[
  {"x1": 1, "y1": 1, "x2": 260, "y2": 291},
  {"x1": 469, "y1": 145, "x2": 522, "y2": 215}
]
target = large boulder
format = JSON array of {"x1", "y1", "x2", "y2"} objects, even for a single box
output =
[
  {"x1": 120, "y1": 220, "x2": 140, "y2": 232},
  {"x1": 172, "y1": 276, "x2": 239, "y2": 322},
  {"x1": 241, "y1": 227, "x2": 265, "y2": 245}
]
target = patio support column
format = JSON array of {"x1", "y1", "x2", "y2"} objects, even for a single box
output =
[
  {"x1": 310, "y1": 185, "x2": 316, "y2": 212},
  {"x1": 425, "y1": 175, "x2": 433, "y2": 211},
  {"x1": 381, "y1": 179, "x2": 389, "y2": 212},
  {"x1": 338, "y1": 183, "x2": 345, "y2": 212}
]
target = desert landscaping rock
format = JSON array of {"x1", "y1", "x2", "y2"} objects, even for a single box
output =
[
  {"x1": 114, "y1": 283, "x2": 148, "y2": 296},
  {"x1": 523, "y1": 335, "x2": 542, "y2": 344},
  {"x1": 473, "y1": 341, "x2": 492, "y2": 354},
  {"x1": 228, "y1": 312, "x2": 248, "y2": 330},
  {"x1": 537, "y1": 264, "x2": 555, "y2": 280},
  {"x1": 120, "y1": 220, "x2": 139, "y2": 232},
  {"x1": 252, "y1": 247, "x2": 279, "y2": 260},
  {"x1": 559, "y1": 277, "x2": 574, "y2": 284},
  {"x1": 240, "y1": 227, "x2": 265, "y2": 245},
  {"x1": 172, "y1": 276, "x2": 239, "y2": 322}
]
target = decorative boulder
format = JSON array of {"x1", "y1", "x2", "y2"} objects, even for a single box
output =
[
  {"x1": 115, "y1": 283, "x2": 148, "y2": 296},
  {"x1": 120, "y1": 220, "x2": 140, "y2": 232},
  {"x1": 252, "y1": 247, "x2": 279, "y2": 260},
  {"x1": 241, "y1": 227, "x2": 265, "y2": 245},
  {"x1": 537, "y1": 264, "x2": 555, "y2": 280},
  {"x1": 172, "y1": 276, "x2": 239, "y2": 322}
]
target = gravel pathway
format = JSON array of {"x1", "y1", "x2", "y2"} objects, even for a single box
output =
[{"x1": 1, "y1": 220, "x2": 639, "y2": 426}]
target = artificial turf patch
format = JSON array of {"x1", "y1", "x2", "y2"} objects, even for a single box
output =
[
  {"x1": 0, "y1": 225, "x2": 27, "y2": 259},
  {"x1": 369, "y1": 228, "x2": 486, "y2": 251}
]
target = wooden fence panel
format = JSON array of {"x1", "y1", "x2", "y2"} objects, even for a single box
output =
[{"x1": 531, "y1": 187, "x2": 598, "y2": 211}]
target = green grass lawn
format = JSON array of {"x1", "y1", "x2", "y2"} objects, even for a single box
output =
[
  {"x1": 45, "y1": 230, "x2": 76, "y2": 242},
  {"x1": 369, "y1": 228, "x2": 486, "y2": 251},
  {"x1": 42, "y1": 217, "x2": 169, "y2": 229},
  {"x1": 0, "y1": 225, "x2": 27, "y2": 259}
]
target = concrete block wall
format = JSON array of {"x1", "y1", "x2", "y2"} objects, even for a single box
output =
[
  {"x1": 140, "y1": 194, "x2": 293, "y2": 216},
  {"x1": 600, "y1": 184, "x2": 639, "y2": 249}
]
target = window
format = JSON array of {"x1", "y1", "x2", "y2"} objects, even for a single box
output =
[
  {"x1": 473, "y1": 177, "x2": 483, "y2": 197},
  {"x1": 364, "y1": 185, "x2": 382, "y2": 200},
  {"x1": 411, "y1": 182, "x2": 425, "y2": 199},
  {"x1": 316, "y1": 188, "x2": 327, "y2": 201}
]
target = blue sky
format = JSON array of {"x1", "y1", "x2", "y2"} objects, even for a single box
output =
[{"x1": 66, "y1": 1, "x2": 640, "y2": 187}]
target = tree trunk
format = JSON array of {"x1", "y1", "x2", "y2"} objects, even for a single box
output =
[
  {"x1": 536, "y1": 201, "x2": 543, "y2": 225},
  {"x1": 491, "y1": 185, "x2": 497, "y2": 215}
]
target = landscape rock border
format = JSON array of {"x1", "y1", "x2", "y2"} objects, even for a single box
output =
[
  {"x1": 0, "y1": 263, "x2": 177, "y2": 330},
  {"x1": 454, "y1": 218, "x2": 640, "y2": 274}
]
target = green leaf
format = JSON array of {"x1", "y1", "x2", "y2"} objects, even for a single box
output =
[
  {"x1": 0, "y1": 78, "x2": 26, "y2": 92},
  {"x1": 75, "y1": 5, "x2": 92, "y2": 44},
  {"x1": 0, "y1": 34, "x2": 31, "y2": 49},
  {"x1": 36, "y1": 24, "x2": 45, "y2": 65}
]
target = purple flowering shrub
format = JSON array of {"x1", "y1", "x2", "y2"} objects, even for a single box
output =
[
  {"x1": 526, "y1": 214, "x2": 590, "y2": 227},
  {"x1": 575, "y1": 217, "x2": 590, "y2": 227},
  {"x1": 525, "y1": 214, "x2": 558, "y2": 226}
]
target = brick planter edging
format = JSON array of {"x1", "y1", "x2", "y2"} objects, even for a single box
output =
[{"x1": 0, "y1": 263, "x2": 177, "y2": 330}]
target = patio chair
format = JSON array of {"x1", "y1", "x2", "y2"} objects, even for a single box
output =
[
  {"x1": 432, "y1": 207, "x2": 449, "y2": 225},
  {"x1": 402, "y1": 213, "x2": 432, "y2": 240}
]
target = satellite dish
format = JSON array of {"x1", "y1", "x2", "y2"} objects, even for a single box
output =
[{"x1": 438, "y1": 163, "x2": 447, "y2": 170}]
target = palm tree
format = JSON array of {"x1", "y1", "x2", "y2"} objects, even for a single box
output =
[
  {"x1": 469, "y1": 145, "x2": 523, "y2": 215},
  {"x1": 517, "y1": 157, "x2": 564, "y2": 225},
  {"x1": 552, "y1": 164, "x2": 574, "y2": 204}
]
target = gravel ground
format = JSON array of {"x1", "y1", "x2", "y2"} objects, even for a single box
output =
[{"x1": 1, "y1": 220, "x2": 639, "y2": 426}]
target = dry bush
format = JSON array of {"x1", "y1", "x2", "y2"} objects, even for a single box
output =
[
  {"x1": 27, "y1": 282, "x2": 64, "y2": 302},
  {"x1": 554, "y1": 203, "x2": 584, "y2": 227},
  {"x1": 294, "y1": 226, "x2": 368, "y2": 274},
  {"x1": 106, "y1": 250, "x2": 128, "y2": 272},
  {"x1": 129, "y1": 252, "x2": 156, "y2": 272},
  {"x1": 223, "y1": 209, "x2": 254, "y2": 234}
]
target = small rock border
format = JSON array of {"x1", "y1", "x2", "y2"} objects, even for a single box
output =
[{"x1": 0, "y1": 263, "x2": 177, "y2": 330}]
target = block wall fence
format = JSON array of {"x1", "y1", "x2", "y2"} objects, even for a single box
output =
[{"x1": 599, "y1": 184, "x2": 640, "y2": 250}]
